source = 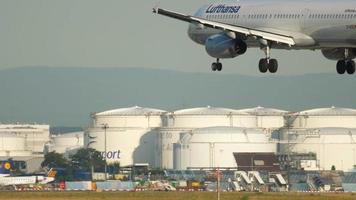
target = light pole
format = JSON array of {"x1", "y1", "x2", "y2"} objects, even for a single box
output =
[{"x1": 102, "y1": 123, "x2": 109, "y2": 180}]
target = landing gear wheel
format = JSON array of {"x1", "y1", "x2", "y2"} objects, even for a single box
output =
[
  {"x1": 211, "y1": 63, "x2": 218, "y2": 71},
  {"x1": 211, "y1": 59, "x2": 222, "y2": 72},
  {"x1": 217, "y1": 63, "x2": 222, "y2": 71},
  {"x1": 346, "y1": 60, "x2": 355, "y2": 74},
  {"x1": 269, "y1": 59, "x2": 278, "y2": 73},
  {"x1": 259, "y1": 58, "x2": 268, "y2": 73},
  {"x1": 336, "y1": 60, "x2": 346, "y2": 74}
]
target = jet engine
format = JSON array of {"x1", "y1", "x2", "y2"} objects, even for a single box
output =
[
  {"x1": 205, "y1": 33, "x2": 247, "y2": 58},
  {"x1": 321, "y1": 48, "x2": 356, "y2": 60}
]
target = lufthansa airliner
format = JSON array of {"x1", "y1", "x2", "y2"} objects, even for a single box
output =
[{"x1": 153, "y1": 0, "x2": 356, "y2": 74}]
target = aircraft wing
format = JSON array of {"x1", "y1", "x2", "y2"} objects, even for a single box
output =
[{"x1": 153, "y1": 7, "x2": 296, "y2": 46}]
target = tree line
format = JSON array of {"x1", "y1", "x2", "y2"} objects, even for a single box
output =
[{"x1": 41, "y1": 148, "x2": 119, "y2": 181}]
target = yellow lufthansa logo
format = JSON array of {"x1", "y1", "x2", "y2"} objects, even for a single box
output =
[{"x1": 4, "y1": 162, "x2": 11, "y2": 170}]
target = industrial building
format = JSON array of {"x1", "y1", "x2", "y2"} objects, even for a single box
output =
[
  {"x1": 0, "y1": 124, "x2": 50, "y2": 172},
  {"x1": 159, "y1": 106, "x2": 252, "y2": 169},
  {"x1": 289, "y1": 107, "x2": 356, "y2": 129},
  {"x1": 278, "y1": 107, "x2": 356, "y2": 171},
  {"x1": 85, "y1": 106, "x2": 167, "y2": 167},
  {"x1": 173, "y1": 127, "x2": 276, "y2": 169},
  {"x1": 45, "y1": 131, "x2": 84, "y2": 157},
  {"x1": 84, "y1": 106, "x2": 356, "y2": 172}
]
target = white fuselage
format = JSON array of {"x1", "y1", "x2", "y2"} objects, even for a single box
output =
[
  {"x1": 188, "y1": 0, "x2": 356, "y2": 49},
  {"x1": 0, "y1": 175, "x2": 54, "y2": 186}
]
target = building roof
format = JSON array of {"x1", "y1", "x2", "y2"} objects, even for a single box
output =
[
  {"x1": 298, "y1": 106, "x2": 356, "y2": 116},
  {"x1": 238, "y1": 106, "x2": 289, "y2": 115},
  {"x1": 95, "y1": 106, "x2": 167, "y2": 116},
  {"x1": 173, "y1": 106, "x2": 247, "y2": 115}
]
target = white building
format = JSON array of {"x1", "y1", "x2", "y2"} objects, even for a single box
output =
[
  {"x1": 84, "y1": 106, "x2": 356, "y2": 171},
  {"x1": 237, "y1": 106, "x2": 288, "y2": 129},
  {"x1": 290, "y1": 106, "x2": 356, "y2": 129},
  {"x1": 173, "y1": 127, "x2": 277, "y2": 170},
  {"x1": 279, "y1": 128, "x2": 356, "y2": 171},
  {"x1": 277, "y1": 107, "x2": 356, "y2": 171},
  {"x1": 0, "y1": 124, "x2": 50, "y2": 154},
  {"x1": 0, "y1": 134, "x2": 32, "y2": 157},
  {"x1": 159, "y1": 106, "x2": 251, "y2": 169},
  {"x1": 0, "y1": 124, "x2": 50, "y2": 173},
  {"x1": 85, "y1": 106, "x2": 167, "y2": 167},
  {"x1": 45, "y1": 132, "x2": 84, "y2": 156}
]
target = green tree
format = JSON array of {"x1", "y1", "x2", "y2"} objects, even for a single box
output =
[
  {"x1": 41, "y1": 151, "x2": 72, "y2": 181},
  {"x1": 70, "y1": 148, "x2": 105, "y2": 172},
  {"x1": 41, "y1": 151, "x2": 69, "y2": 168}
]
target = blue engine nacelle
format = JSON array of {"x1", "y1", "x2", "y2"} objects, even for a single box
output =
[{"x1": 205, "y1": 33, "x2": 247, "y2": 58}]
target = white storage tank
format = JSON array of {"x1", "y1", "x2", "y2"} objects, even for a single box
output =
[
  {"x1": 291, "y1": 107, "x2": 356, "y2": 128},
  {"x1": 159, "y1": 106, "x2": 255, "y2": 169},
  {"x1": 238, "y1": 106, "x2": 288, "y2": 129},
  {"x1": 171, "y1": 106, "x2": 253, "y2": 128},
  {"x1": 47, "y1": 132, "x2": 84, "y2": 154},
  {"x1": 92, "y1": 106, "x2": 167, "y2": 128},
  {"x1": 280, "y1": 128, "x2": 356, "y2": 171},
  {"x1": 0, "y1": 124, "x2": 50, "y2": 153},
  {"x1": 0, "y1": 134, "x2": 26, "y2": 151},
  {"x1": 174, "y1": 127, "x2": 277, "y2": 170},
  {"x1": 85, "y1": 106, "x2": 167, "y2": 167},
  {"x1": 0, "y1": 134, "x2": 33, "y2": 157}
]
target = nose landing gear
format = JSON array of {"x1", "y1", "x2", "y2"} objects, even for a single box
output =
[{"x1": 211, "y1": 58, "x2": 222, "y2": 72}]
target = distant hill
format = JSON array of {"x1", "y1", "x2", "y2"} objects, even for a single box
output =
[{"x1": 0, "y1": 67, "x2": 355, "y2": 126}]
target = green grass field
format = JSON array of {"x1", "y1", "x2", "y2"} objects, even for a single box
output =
[{"x1": 0, "y1": 192, "x2": 355, "y2": 200}]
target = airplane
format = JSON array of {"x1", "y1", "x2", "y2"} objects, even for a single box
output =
[
  {"x1": 153, "y1": 0, "x2": 356, "y2": 74},
  {"x1": 0, "y1": 160, "x2": 56, "y2": 186}
]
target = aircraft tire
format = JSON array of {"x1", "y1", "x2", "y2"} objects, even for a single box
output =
[
  {"x1": 269, "y1": 59, "x2": 278, "y2": 73},
  {"x1": 217, "y1": 63, "x2": 222, "y2": 71},
  {"x1": 259, "y1": 59, "x2": 268, "y2": 73},
  {"x1": 346, "y1": 60, "x2": 355, "y2": 74},
  {"x1": 336, "y1": 60, "x2": 346, "y2": 74},
  {"x1": 211, "y1": 63, "x2": 218, "y2": 71}
]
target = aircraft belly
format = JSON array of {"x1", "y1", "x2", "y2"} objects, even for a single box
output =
[
  {"x1": 311, "y1": 25, "x2": 356, "y2": 48},
  {"x1": 188, "y1": 25, "x2": 356, "y2": 49}
]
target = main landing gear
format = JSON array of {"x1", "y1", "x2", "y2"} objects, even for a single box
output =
[
  {"x1": 211, "y1": 58, "x2": 222, "y2": 72},
  {"x1": 336, "y1": 49, "x2": 355, "y2": 75},
  {"x1": 336, "y1": 60, "x2": 355, "y2": 74},
  {"x1": 259, "y1": 43, "x2": 278, "y2": 73}
]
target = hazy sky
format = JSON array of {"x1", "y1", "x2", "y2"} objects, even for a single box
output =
[{"x1": 0, "y1": 0, "x2": 340, "y2": 75}]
